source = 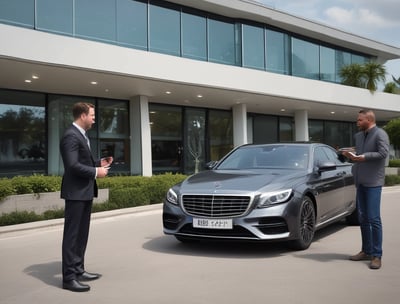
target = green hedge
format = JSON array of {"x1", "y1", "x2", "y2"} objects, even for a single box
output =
[
  {"x1": 1, "y1": 171, "x2": 399, "y2": 226},
  {"x1": 389, "y1": 159, "x2": 400, "y2": 167},
  {"x1": 0, "y1": 173, "x2": 186, "y2": 226}
]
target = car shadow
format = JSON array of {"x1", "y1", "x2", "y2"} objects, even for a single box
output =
[
  {"x1": 144, "y1": 220, "x2": 349, "y2": 259},
  {"x1": 24, "y1": 261, "x2": 62, "y2": 288}
]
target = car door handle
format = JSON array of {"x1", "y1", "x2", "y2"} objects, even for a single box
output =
[{"x1": 336, "y1": 171, "x2": 346, "y2": 176}]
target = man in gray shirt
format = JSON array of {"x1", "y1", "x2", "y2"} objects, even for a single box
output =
[{"x1": 342, "y1": 109, "x2": 389, "y2": 270}]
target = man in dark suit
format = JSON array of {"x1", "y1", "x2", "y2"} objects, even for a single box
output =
[{"x1": 60, "y1": 102, "x2": 113, "y2": 292}]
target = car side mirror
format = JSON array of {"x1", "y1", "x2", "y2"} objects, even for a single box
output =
[{"x1": 316, "y1": 161, "x2": 337, "y2": 174}]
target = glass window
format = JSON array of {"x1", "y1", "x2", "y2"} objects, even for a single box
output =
[
  {"x1": 279, "y1": 117, "x2": 293, "y2": 141},
  {"x1": 324, "y1": 121, "x2": 353, "y2": 149},
  {"x1": 351, "y1": 54, "x2": 367, "y2": 64},
  {"x1": 0, "y1": 90, "x2": 46, "y2": 177},
  {"x1": 116, "y1": 0, "x2": 148, "y2": 50},
  {"x1": 184, "y1": 108, "x2": 206, "y2": 174},
  {"x1": 149, "y1": 105, "x2": 182, "y2": 173},
  {"x1": 242, "y1": 24, "x2": 265, "y2": 70},
  {"x1": 309, "y1": 120, "x2": 323, "y2": 143},
  {"x1": 0, "y1": 0, "x2": 34, "y2": 27},
  {"x1": 335, "y1": 50, "x2": 351, "y2": 82},
  {"x1": 266, "y1": 29, "x2": 290, "y2": 75},
  {"x1": 36, "y1": 0, "x2": 73, "y2": 35},
  {"x1": 208, "y1": 110, "x2": 233, "y2": 161},
  {"x1": 149, "y1": 1, "x2": 180, "y2": 56},
  {"x1": 320, "y1": 46, "x2": 335, "y2": 82},
  {"x1": 75, "y1": 0, "x2": 116, "y2": 42},
  {"x1": 182, "y1": 10, "x2": 207, "y2": 60},
  {"x1": 98, "y1": 99, "x2": 130, "y2": 172},
  {"x1": 252, "y1": 115, "x2": 278, "y2": 144},
  {"x1": 292, "y1": 38, "x2": 319, "y2": 79},
  {"x1": 208, "y1": 17, "x2": 236, "y2": 65}
]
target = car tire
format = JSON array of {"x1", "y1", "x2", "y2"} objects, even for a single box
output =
[{"x1": 289, "y1": 196, "x2": 316, "y2": 250}]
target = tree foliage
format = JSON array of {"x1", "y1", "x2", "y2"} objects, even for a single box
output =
[
  {"x1": 384, "y1": 118, "x2": 400, "y2": 149},
  {"x1": 339, "y1": 62, "x2": 386, "y2": 92}
]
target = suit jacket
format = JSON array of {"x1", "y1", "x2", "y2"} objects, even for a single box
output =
[
  {"x1": 60, "y1": 124, "x2": 99, "y2": 200},
  {"x1": 352, "y1": 126, "x2": 389, "y2": 187}
]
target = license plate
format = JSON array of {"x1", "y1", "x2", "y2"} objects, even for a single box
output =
[{"x1": 193, "y1": 218, "x2": 233, "y2": 229}]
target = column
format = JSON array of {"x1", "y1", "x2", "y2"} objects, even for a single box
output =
[
  {"x1": 294, "y1": 110, "x2": 309, "y2": 141},
  {"x1": 130, "y1": 96, "x2": 152, "y2": 176},
  {"x1": 232, "y1": 103, "x2": 248, "y2": 147}
]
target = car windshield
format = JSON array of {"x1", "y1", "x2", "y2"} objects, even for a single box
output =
[{"x1": 217, "y1": 145, "x2": 309, "y2": 170}]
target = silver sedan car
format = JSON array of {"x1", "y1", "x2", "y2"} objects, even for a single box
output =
[{"x1": 163, "y1": 143, "x2": 357, "y2": 250}]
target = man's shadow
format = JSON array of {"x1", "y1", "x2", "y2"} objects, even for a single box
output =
[{"x1": 24, "y1": 261, "x2": 62, "y2": 288}]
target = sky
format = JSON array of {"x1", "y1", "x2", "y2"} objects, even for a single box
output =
[{"x1": 256, "y1": 0, "x2": 400, "y2": 83}]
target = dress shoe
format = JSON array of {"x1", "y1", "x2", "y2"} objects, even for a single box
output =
[
  {"x1": 349, "y1": 251, "x2": 372, "y2": 261},
  {"x1": 78, "y1": 271, "x2": 102, "y2": 281},
  {"x1": 369, "y1": 257, "x2": 382, "y2": 270},
  {"x1": 62, "y1": 279, "x2": 90, "y2": 292}
]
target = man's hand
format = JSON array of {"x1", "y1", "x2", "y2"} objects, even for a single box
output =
[
  {"x1": 97, "y1": 166, "x2": 110, "y2": 178},
  {"x1": 101, "y1": 156, "x2": 114, "y2": 167}
]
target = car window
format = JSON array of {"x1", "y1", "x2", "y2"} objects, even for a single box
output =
[
  {"x1": 314, "y1": 146, "x2": 344, "y2": 167},
  {"x1": 218, "y1": 145, "x2": 308, "y2": 170}
]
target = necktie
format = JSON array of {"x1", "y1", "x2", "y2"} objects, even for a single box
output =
[{"x1": 84, "y1": 133, "x2": 91, "y2": 150}]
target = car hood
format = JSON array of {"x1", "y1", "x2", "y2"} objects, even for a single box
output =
[{"x1": 179, "y1": 169, "x2": 305, "y2": 194}]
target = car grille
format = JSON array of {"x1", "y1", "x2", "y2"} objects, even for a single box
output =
[{"x1": 182, "y1": 195, "x2": 251, "y2": 218}]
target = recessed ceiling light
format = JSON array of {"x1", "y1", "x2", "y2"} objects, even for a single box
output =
[
  {"x1": 196, "y1": 94, "x2": 203, "y2": 98},
  {"x1": 280, "y1": 109, "x2": 286, "y2": 112},
  {"x1": 32, "y1": 75, "x2": 39, "y2": 79},
  {"x1": 331, "y1": 111, "x2": 335, "y2": 114},
  {"x1": 90, "y1": 81, "x2": 97, "y2": 85},
  {"x1": 165, "y1": 91, "x2": 171, "y2": 94},
  {"x1": 24, "y1": 79, "x2": 32, "y2": 83}
]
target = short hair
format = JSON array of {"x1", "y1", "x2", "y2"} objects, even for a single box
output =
[
  {"x1": 359, "y1": 109, "x2": 375, "y2": 122},
  {"x1": 72, "y1": 102, "x2": 94, "y2": 120}
]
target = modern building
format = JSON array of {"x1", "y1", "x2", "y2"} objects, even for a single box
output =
[{"x1": 1, "y1": 0, "x2": 400, "y2": 178}]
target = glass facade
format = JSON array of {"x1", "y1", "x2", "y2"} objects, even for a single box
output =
[
  {"x1": 0, "y1": 1, "x2": 372, "y2": 176},
  {"x1": 0, "y1": 90, "x2": 46, "y2": 177},
  {"x1": 266, "y1": 29, "x2": 290, "y2": 75},
  {"x1": 0, "y1": 0, "x2": 371, "y2": 82}
]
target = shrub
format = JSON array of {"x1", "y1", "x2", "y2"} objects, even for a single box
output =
[
  {"x1": 0, "y1": 173, "x2": 187, "y2": 226},
  {"x1": 389, "y1": 159, "x2": 400, "y2": 167},
  {"x1": 385, "y1": 175, "x2": 400, "y2": 186}
]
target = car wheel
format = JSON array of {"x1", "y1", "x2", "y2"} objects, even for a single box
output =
[{"x1": 289, "y1": 196, "x2": 316, "y2": 250}]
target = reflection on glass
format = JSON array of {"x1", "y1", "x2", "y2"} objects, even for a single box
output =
[
  {"x1": 0, "y1": 103, "x2": 45, "y2": 177},
  {"x1": 242, "y1": 24, "x2": 265, "y2": 70},
  {"x1": 185, "y1": 109, "x2": 205, "y2": 173},
  {"x1": 182, "y1": 11, "x2": 207, "y2": 60},
  {"x1": 149, "y1": 2, "x2": 180, "y2": 55},
  {"x1": 266, "y1": 30, "x2": 290, "y2": 75},
  {"x1": 292, "y1": 38, "x2": 319, "y2": 79},
  {"x1": 36, "y1": 0, "x2": 73, "y2": 34},
  {"x1": 208, "y1": 18, "x2": 236, "y2": 65},
  {"x1": 149, "y1": 105, "x2": 182, "y2": 173},
  {"x1": 209, "y1": 110, "x2": 233, "y2": 161}
]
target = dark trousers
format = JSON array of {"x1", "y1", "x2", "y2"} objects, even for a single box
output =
[{"x1": 62, "y1": 199, "x2": 93, "y2": 281}]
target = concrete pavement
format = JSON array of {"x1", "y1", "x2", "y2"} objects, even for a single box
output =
[{"x1": 1, "y1": 186, "x2": 400, "y2": 304}]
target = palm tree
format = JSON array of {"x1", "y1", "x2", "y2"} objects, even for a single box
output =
[
  {"x1": 363, "y1": 62, "x2": 386, "y2": 91},
  {"x1": 393, "y1": 75, "x2": 400, "y2": 87},
  {"x1": 339, "y1": 63, "x2": 366, "y2": 88},
  {"x1": 339, "y1": 62, "x2": 386, "y2": 92},
  {"x1": 384, "y1": 82, "x2": 397, "y2": 93}
]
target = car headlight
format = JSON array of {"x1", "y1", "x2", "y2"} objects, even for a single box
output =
[
  {"x1": 257, "y1": 189, "x2": 292, "y2": 208},
  {"x1": 166, "y1": 188, "x2": 178, "y2": 205}
]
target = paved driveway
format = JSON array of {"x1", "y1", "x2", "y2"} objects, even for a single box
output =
[{"x1": 1, "y1": 187, "x2": 400, "y2": 304}]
